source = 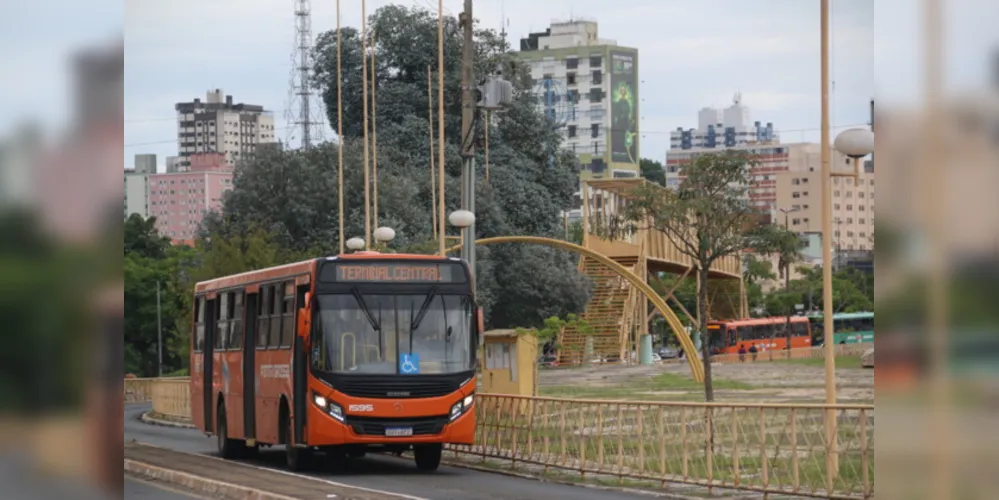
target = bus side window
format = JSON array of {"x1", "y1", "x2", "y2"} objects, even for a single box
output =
[
  {"x1": 793, "y1": 321, "x2": 808, "y2": 337},
  {"x1": 728, "y1": 328, "x2": 736, "y2": 346},
  {"x1": 737, "y1": 326, "x2": 749, "y2": 343},
  {"x1": 230, "y1": 291, "x2": 243, "y2": 350},
  {"x1": 257, "y1": 286, "x2": 271, "y2": 348},
  {"x1": 269, "y1": 284, "x2": 283, "y2": 349},
  {"x1": 280, "y1": 281, "x2": 294, "y2": 348},
  {"x1": 215, "y1": 293, "x2": 228, "y2": 350},
  {"x1": 194, "y1": 296, "x2": 205, "y2": 352}
]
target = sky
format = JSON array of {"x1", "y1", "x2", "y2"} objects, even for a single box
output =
[{"x1": 4, "y1": 0, "x2": 990, "y2": 171}]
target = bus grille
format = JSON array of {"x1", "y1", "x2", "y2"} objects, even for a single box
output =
[
  {"x1": 345, "y1": 415, "x2": 449, "y2": 436},
  {"x1": 335, "y1": 379, "x2": 458, "y2": 399}
]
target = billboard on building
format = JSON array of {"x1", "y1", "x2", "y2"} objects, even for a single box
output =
[{"x1": 610, "y1": 50, "x2": 638, "y2": 164}]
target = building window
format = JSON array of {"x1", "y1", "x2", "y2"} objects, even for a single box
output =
[
  {"x1": 566, "y1": 57, "x2": 578, "y2": 69},
  {"x1": 566, "y1": 73, "x2": 576, "y2": 85},
  {"x1": 792, "y1": 218, "x2": 801, "y2": 225},
  {"x1": 591, "y1": 123, "x2": 600, "y2": 138},
  {"x1": 792, "y1": 192, "x2": 800, "y2": 198},
  {"x1": 589, "y1": 55, "x2": 602, "y2": 67},
  {"x1": 588, "y1": 88, "x2": 603, "y2": 102},
  {"x1": 591, "y1": 70, "x2": 603, "y2": 85},
  {"x1": 792, "y1": 179, "x2": 800, "y2": 185},
  {"x1": 568, "y1": 125, "x2": 577, "y2": 138}
]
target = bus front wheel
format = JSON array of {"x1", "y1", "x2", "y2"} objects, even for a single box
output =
[
  {"x1": 283, "y1": 409, "x2": 311, "y2": 471},
  {"x1": 413, "y1": 444, "x2": 442, "y2": 471},
  {"x1": 216, "y1": 403, "x2": 246, "y2": 459}
]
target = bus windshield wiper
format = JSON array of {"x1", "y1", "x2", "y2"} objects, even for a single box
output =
[
  {"x1": 410, "y1": 286, "x2": 438, "y2": 332},
  {"x1": 352, "y1": 287, "x2": 381, "y2": 331}
]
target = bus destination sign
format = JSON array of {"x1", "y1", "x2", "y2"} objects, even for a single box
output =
[{"x1": 323, "y1": 262, "x2": 466, "y2": 284}]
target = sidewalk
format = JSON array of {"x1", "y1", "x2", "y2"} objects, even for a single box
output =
[{"x1": 125, "y1": 442, "x2": 419, "y2": 500}]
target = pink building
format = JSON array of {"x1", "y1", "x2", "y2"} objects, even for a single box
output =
[{"x1": 147, "y1": 153, "x2": 233, "y2": 243}]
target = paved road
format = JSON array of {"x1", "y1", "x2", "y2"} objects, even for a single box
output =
[
  {"x1": 126, "y1": 476, "x2": 202, "y2": 499},
  {"x1": 125, "y1": 403, "x2": 654, "y2": 500}
]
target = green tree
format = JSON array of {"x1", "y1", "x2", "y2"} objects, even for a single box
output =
[
  {"x1": 639, "y1": 158, "x2": 666, "y2": 186},
  {"x1": 753, "y1": 224, "x2": 805, "y2": 346},
  {"x1": 207, "y1": 4, "x2": 590, "y2": 330},
  {"x1": 124, "y1": 213, "x2": 170, "y2": 259},
  {"x1": 624, "y1": 150, "x2": 766, "y2": 401}
]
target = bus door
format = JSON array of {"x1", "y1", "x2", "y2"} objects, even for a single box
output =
[
  {"x1": 243, "y1": 291, "x2": 259, "y2": 442},
  {"x1": 202, "y1": 295, "x2": 218, "y2": 433}
]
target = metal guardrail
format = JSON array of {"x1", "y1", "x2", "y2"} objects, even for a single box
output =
[{"x1": 125, "y1": 378, "x2": 874, "y2": 499}]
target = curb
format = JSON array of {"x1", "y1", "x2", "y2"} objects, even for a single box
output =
[
  {"x1": 435, "y1": 456, "x2": 699, "y2": 499},
  {"x1": 137, "y1": 413, "x2": 708, "y2": 499},
  {"x1": 140, "y1": 411, "x2": 195, "y2": 429},
  {"x1": 124, "y1": 459, "x2": 298, "y2": 500}
]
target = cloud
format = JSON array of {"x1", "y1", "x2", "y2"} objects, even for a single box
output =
[{"x1": 119, "y1": 0, "x2": 880, "y2": 166}]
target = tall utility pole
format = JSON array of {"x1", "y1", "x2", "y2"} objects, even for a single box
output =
[
  {"x1": 156, "y1": 280, "x2": 163, "y2": 377},
  {"x1": 459, "y1": 0, "x2": 476, "y2": 278}
]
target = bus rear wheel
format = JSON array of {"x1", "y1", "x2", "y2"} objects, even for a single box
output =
[{"x1": 413, "y1": 444, "x2": 442, "y2": 471}]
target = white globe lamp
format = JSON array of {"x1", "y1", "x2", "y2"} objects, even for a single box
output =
[
  {"x1": 448, "y1": 209, "x2": 475, "y2": 229},
  {"x1": 833, "y1": 128, "x2": 875, "y2": 159},
  {"x1": 373, "y1": 226, "x2": 396, "y2": 243},
  {"x1": 346, "y1": 237, "x2": 366, "y2": 251}
]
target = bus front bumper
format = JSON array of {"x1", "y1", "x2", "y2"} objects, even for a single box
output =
[{"x1": 306, "y1": 400, "x2": 476, "y2": 447}]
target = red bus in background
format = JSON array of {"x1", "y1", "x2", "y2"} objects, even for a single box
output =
[
  {"x1": 707, "y1": 316, "x2": 812, "y2": 355},
  {"x1": 190, "y1": 252, "x2": 482, "y2": 472}
]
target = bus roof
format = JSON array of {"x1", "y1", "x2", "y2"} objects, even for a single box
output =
[
  {"x1": 709, "y1": 316, "x2": 809, "y2": 327},
  {"x1": 194, "y1": 252, "x2": 463, "y2": 292},
  {"x1": 806, "y1": 311, "x2": 874, "y2": 320}
]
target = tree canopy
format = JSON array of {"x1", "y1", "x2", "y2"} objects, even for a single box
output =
[{"x1": 201, "y1": 4, "x2": 589, "y2": 330}]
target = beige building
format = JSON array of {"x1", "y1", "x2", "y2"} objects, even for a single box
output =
[
  {"x1": 774, "y1": 144, "x2": 875, "y2": 252},
  {"x1": 175, "y1": 89, "x2": 277, "y2": 169}
]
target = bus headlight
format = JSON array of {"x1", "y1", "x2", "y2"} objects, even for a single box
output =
[
  {"x1": 450, "y1": 393, "x2": 474, "y2": 421},
  {"x1": 313, "y1": 392, "x2": 344, "y2": 422}
]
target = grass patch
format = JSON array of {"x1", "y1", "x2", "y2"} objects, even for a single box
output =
[
  {"x1": 540, "y1": 371, "x2": 753, "y2": 401},
  {"x1": 776, "y1": 356, "x2": 863, "y2": 369}
]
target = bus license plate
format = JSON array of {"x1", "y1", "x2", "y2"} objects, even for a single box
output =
[{"x1": 385, "y1": 427, "x2": 413, "y2": 437}]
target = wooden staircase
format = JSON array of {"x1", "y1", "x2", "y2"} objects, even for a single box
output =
[{"x1": 557, "y1": 256, "x2": 644, "y2": 365}]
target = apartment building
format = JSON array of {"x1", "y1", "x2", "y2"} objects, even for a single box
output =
[
  {"x1": 175, "y1": 89, "x2": 277, "y2": 169},
  {"x1": 669, "y1": 93, "x2": 778, "y2": 151},
  {"x1": 774, "y1": 148, "x2": 875, "y2": 252},
  {"x1": 124, "y1": 153, "x2": 156, "y2": 218},
  {"x1": 518, "y1": 19, "x2": 640, "y2": 219},
  {"x1": 147, "y1": 152, "x2": 233, "y2": 243}
]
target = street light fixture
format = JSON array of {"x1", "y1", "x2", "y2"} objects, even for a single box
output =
[
  {"x1": 373, "y1": 226, "x2": 396, "y2": 243},
  {"x1": 448, "y1": 209, "x2": 475, "y2": 229},
  {"x1": 346, "y1": 237, "x2": 366, "y2": 251}
]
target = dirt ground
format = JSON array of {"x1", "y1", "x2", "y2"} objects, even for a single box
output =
[{"x1": 539, "y1": 358, "x2": 874, "y2": 404}]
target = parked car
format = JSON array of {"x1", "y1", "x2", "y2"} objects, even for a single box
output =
[{"x1": 658, "y1": 346, "x2": 681, "y2": 359}]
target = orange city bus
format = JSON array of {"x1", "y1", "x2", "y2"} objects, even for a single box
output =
[
  {"x1": 707, "y1": 316, "x2": 812, "y2": 355},
  {"x1": 190, "y1": 251, "x2": 482, "y2": 471}
]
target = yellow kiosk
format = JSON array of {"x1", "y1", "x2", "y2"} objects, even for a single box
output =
[{"x1": 479, "y1": 329, "x2": 538, "y2": 396}]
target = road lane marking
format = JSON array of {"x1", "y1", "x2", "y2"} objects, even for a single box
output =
[{"x1": 127, "y1": 441, "x2": 429, "y2": 500}]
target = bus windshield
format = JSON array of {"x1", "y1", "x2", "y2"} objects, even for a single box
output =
[{"x1": 312, "y1": 293, "x2": 475, "y2": 375}]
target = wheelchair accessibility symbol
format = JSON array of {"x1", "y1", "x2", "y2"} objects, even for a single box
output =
[{"x1": 399, "y1": 353, "x2": 421, "y2": 374}]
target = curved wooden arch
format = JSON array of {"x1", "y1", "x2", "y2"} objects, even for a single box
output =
[{"x1": 446, "y1": 236, "x2": 704, "y2": 382}]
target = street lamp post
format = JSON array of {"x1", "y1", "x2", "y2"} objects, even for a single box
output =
[{"x1": 448, "y1": 210, "x2": 476, "y2": 281}]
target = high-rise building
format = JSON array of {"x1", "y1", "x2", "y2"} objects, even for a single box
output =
[
  {"x1": 670, "y1": 94, "x2": 778, "y2": 150},
  {"x1": 175, "y1": 89, "x2": 277, "y2": 169},
  {"x1": 147, "y1": 152, "x2": 234, "y2": 243},
  {"x1": 774, "y1": 147, "x2": 875, "y2": 253},
  {"x1": 518, "y1": 20, "x2": 640, "y2": 216},
  {"x1": 124, "y1": 153, "x2": 156, "y2": 219}
]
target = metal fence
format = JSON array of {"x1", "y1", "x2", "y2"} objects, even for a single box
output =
[{"x1": 125, "y1": 378, "x2": 873, "y2": 499}]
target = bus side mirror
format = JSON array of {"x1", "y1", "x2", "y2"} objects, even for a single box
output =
[{"x1": 298, "y1": 292, "x2": 312, "y2": 340}]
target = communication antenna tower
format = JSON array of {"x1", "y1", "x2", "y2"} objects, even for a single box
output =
[{"x1": 285, "y1": 0, "x2": 327, "y2": 149}]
